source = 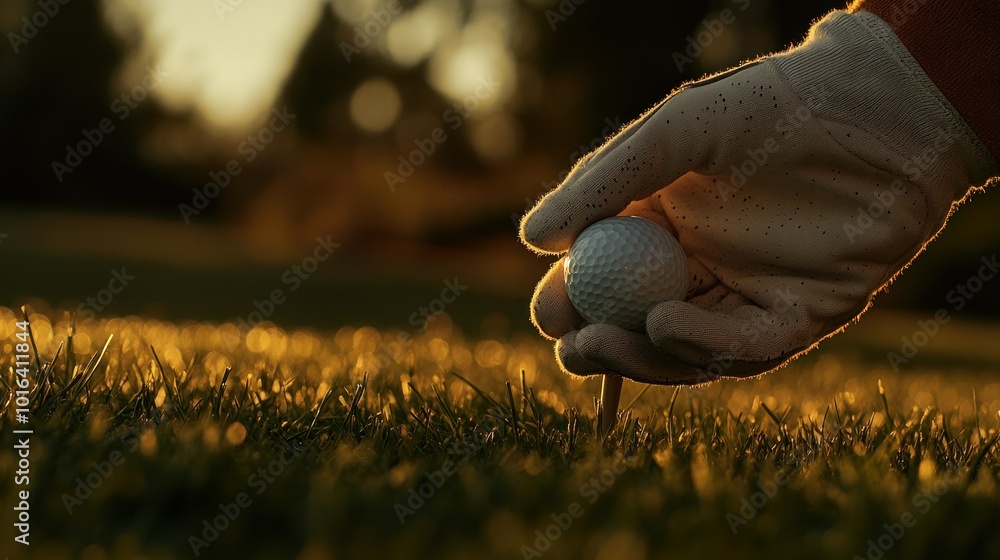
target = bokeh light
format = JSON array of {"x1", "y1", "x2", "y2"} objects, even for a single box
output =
[
  {"x1": 330, "y1": 0, "x2": 382, "y2": 25},
  {"x1": 385, "y1": 0, "x2": 460, "y2": 67},
  {"x1": 427, "y1": 37, "x2": 515, "y2": 112},
  {"x1": 350, "y1": 78, "x2": 403, "y2": 134},
  {"x1": 102, "y1": 0, "x2": 325, "y2": 130},
  {"x1": 469, "y1": 113, "x2": 521, "y2": 161}
]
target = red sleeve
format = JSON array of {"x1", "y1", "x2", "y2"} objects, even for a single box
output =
[{"x1": 849, "y1": 0, "x2": 1000, "y2": 161}]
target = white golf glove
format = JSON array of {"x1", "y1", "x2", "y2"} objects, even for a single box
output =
[{"x1": 520, "y1": 10, "x2": 998, "y2": 385}]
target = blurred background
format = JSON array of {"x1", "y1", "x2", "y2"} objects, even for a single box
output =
[{"x1": 2, "y1": 0, "x2": 998, "y2": 344}]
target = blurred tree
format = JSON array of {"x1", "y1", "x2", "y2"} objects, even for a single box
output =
[{"x1": 1, "y1": 0, "x2": 997, "y2": 316}]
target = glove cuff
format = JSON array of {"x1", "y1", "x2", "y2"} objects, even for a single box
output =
[{"x1": 773, "y1": 10, "x2": 999, "y2": 194}]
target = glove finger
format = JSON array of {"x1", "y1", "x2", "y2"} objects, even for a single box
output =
[
  {"x1": 520, "y1": 88, "x2": 713, "y2": 255},
  {"x1": 685, "y1": 256, "x2": 717, "y2": 297},
  {"x1": 555, "y1": 330, "x2": 605, "y2": 377},
  {"x1": 646, "y1": 299, "x2": 807, "y2": 372},
  {"x1": 531, "y1": 245, "x2": 717, "y2": 342},
  {"x1": 619, "y1": 197, "x2": 718, "y2": 297},
  {"x1": 684, "y1": 284, "x2": 754, "y2": 312},
  {"x1": 574, "y1": 324, "x2": 718, "y2": 386},
  {"x1": 531, "y1": 258, "x2": 585, "y2": 340}
]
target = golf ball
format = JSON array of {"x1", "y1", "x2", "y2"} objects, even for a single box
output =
[{"x1": 565, "y1": 216, "x2": 688, "y2": 331}]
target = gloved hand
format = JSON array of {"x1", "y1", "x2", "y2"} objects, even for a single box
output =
[{"x1": 520, "y1": 10, "x2": 998, "y2": 385}]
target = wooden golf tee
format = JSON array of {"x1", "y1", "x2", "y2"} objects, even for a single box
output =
[{"x1": 599, "y1": 374, "x2": 623, "y2": 436}]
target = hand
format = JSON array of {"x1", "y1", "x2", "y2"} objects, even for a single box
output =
[{"x1": 520, "y1": 10, "x2": 997, "y2": 385}]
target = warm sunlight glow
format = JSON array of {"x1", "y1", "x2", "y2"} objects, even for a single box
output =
[
  {"x1": 427, "y1": 37, "x2": 514, "y2": 112},
  {"x1": 425, "y1": 0, "x2": 516, "y2": 112},
  {"x1": 350, "y1": 78, "x2": 403, "y2": 133},
  {"x1": 385, "y1": 0, "x2": 460, "y2": 67},
  {"x1": 330, "y1": 0, "x2": 382, "y2": 25},
  {"x1": 469, "y1": 113, "x2": 520, "y2": 161},
  {"x1": 102, "y1": 0, "x2": 325, "y2": 130}
]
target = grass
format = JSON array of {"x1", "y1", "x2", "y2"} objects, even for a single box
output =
[{"x1": 3, "y1": 305, "x2": 1000, "y2": 560}]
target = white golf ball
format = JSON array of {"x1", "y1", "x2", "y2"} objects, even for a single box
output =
[{"x1": 564, "y1": 216, "x2": 689, "y2": 331}]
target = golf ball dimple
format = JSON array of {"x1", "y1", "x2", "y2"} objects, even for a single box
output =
[{"x1": 565, "y1": 216, "x2": 689, "y2": 331}]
